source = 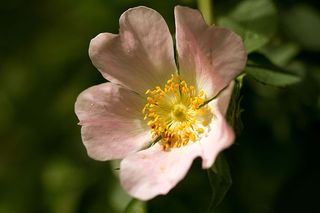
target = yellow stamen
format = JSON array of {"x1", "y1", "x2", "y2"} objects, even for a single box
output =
[
  {"x1": 197, "y1": 128, "x2": 204, "y2": 134},
  {"x1": 143, "y1": 74, "x2": 213, "y2": 151}
]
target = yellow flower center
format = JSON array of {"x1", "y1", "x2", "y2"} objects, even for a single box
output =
[
  {"x1": 142, "y1": 74, "x2": 213, "y2": 151},
  {"x1": 172, "y1": 104, "x2": 187, "y2": 121}
]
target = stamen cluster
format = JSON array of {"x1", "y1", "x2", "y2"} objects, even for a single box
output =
[{"x1": 142, "y1": 74, "x2": 212, "y2": 151}]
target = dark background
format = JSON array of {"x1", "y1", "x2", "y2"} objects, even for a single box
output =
[{"x1": 1, "y1": 0, "x2": 319, "y2": 212}]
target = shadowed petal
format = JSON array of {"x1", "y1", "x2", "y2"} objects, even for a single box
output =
[
  {"x1": 75, "y1": 83, "x2": 151, "y2": 160},
  {"x1": 200, "y1": 82, "x2": 235, "y2": 168},
  {"x1": 89, "y1": 6, "x2": 177, "y2": 96},
  {"x1": 175, "y1": 6, "x2": 246, "y2": 98},
  {"x1": 120, "y1": 143, "x2": 202, "y2": 200},
  {"x1": 216, "y1": 81, "x2": 235, "y2": 116}
]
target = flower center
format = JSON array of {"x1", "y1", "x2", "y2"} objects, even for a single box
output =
[
  {"x1": 142, "y1": 74, "x2": 213, "y2": 151},
  {"x1": 172, "y1": 104, "x2": 187, "y2": 121}
]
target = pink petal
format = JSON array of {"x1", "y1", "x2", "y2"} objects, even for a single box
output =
[
  {"x1": 216, "y1": 81, "x2": 235, "y2": 116},
  {"x1": 175, "y1": 6, "x2": 246, "y2": 98},
  {"x1": 199, "y1": 113, "x2": 234, "y2": 168},
  {"x1": 200, "y1": 83, "x2": 235, "y2": 168},
  {"x1": 75, "y1": 83, "x2": 151, "y2": 160},
  {"x1": 120, "y1": 143, "x2": 202, "y2": 200},
  {"x1": 89, "y1": 6, "x2": 177, "y2": 96}
]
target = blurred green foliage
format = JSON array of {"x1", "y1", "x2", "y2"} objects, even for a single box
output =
[{"x1": 0, "y1": 0, "x2": 319, "y2": 212}]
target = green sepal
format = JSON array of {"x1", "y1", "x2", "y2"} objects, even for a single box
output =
[
  {"x1": 206, "y1": 154, "x2": 232, "y2": 212},
  {"x1": 227, "y1": 74, "x2": 245, "y2": 134}
]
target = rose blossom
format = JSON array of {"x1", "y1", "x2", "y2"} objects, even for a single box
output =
[{"x1": 75, "y1": 6, "x2": 246, "y2": 200}]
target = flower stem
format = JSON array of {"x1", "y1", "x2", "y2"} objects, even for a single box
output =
[{"x1": 197, "y1": 0, "x2": 214, "y2": 25}]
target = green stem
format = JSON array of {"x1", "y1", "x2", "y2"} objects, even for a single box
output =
[
  {"x1": 197, "y1": 0, "x2": 214, "y2": 25},
  {"x1": 124, "y1": 199, "x2": 146, "y2": 213}
]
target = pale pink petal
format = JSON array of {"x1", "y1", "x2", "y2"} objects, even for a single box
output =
[
  {"x1": 216, "y1": 81, "x2": 235, "y2": 116},
  {"x1": 75, "y1": 83, "x2": 151, "y2": 160},
  {"x1": 200, "y1": 83, "x2": 235, "y2": 168},
  {"x1": 175, "y1": 6, "x2": 246, "y2": 98},
  {"x1": 199, "y1": 113, "x2": 234, "y2": 168},
  {"x1": 89, "y1": 6, "x2": 177, "y2": 95},
  {"x1": 120, "y1": 143, "x2": 202, "y2": 200}
]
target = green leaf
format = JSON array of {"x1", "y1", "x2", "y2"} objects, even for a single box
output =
[
  {"x1": 245, "y1": 53, "x2": 302, "y2": 86},
  {"x1": 207, "y1": 154, "x2": 232, "y2": 212},
  {"x1": 217, "y1": 0, "x2": 277, "y2": 53},
  {"x1": 246, "y1": 67, "x2": 301, "y2": 87},
  {"x1": 124, "y1": 199, "x2": 146, "y2": 213},
  {"x1": 259, "y1": 42, "x2": 300, "y2": 66},
  {"x1": 282, "y1": 4, "x2": 320, "y2": 51}
]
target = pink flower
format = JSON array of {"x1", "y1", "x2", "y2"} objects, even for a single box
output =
[{"x1": 75, "y1": 6, "x2": 246, "y2": 200}]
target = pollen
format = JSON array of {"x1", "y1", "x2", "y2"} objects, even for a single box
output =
[{"x1": 142, "y1": 74, "x2": 213, "y2": 151}]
